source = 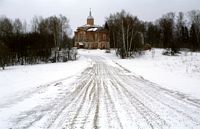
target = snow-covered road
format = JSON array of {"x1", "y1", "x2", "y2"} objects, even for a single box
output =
[{"x1": 1, "y1": 51, "x2": 200, "y2": 129}]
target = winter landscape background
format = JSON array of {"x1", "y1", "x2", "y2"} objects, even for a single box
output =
[{"x1": 1, "y1": 0, "x2": 200, "y2": 128}]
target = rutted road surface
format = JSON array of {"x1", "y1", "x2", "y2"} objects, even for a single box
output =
[{"x1": 1, "y1": 52, "x2": 200, "y2": 129}]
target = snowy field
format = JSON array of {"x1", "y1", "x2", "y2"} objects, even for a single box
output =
[
  {"x1": 113, "y1": 49, "x2": 200, "y2": 99},
  {"x1": 0, "y1": 55, "x2": 90, "y2": 129},
  {"x1": 0, "y1": 49, "x2": 200, "y2": 129},
  {"x1": 0, "y1": 55, "x2": 90, "y2": 100}
]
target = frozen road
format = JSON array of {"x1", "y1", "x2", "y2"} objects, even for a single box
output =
[{"x1": 1, "y1": 52, "x2": 200, "y2": 129}]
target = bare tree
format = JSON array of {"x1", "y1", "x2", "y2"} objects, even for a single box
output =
[
  {"x1": 0, "y1": 41, "x2": 8, "y2": 70},
  {"x1": 31, "y1": 16, "x2": 40, "y2": 33},
  {"x1": 13, "y1": 18, "x2": 23, "y2": 34},
  {"x1": 189, "y1": 10, "x2": 200, "y2": 50},
  {"x1": 106, "y1": 10, "x2": 144, "y2": 58},
  {"x1": 0, "y1": 16, "x2": 13, "y2": 36},
  {"x1": 22, "y1": 20, "x2": 27, "y2": 33},
  {"x1": 159, "y1": 12, "x2": 179, "y2": 55}
]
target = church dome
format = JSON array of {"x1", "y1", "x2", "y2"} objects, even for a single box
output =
[{"x1": 87, "y1": 15, "x2": 94, "y2": 20}]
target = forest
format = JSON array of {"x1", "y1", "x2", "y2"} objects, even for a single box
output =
[
  {"x1": 0, "y1": 15, "x2": 73, "y2": 69},
  {"x1": 106, "y1": 10, "x2": 200, "y2": 58}
]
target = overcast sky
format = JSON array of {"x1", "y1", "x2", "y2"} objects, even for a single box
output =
[{"x1": 0, "y1": 0, "x2": 199, "y2": 34}]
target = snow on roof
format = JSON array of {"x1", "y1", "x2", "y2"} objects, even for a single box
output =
[
  {"x1": 78, "y1": 42, "x2": 84, "y2": 45},
  {"x1": 87, "y1": 28, "x2": 98, "y2": 32},
  {"x1": 79, "y1": 24, "x2": 100, "y2": 28}
]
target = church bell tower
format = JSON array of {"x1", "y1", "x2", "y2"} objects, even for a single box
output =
[{"x1": 87, "y1": 9, "x2": 94, "y2": 26}]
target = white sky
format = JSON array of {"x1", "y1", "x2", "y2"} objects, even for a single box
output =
[{"x1": 0, "y1": 0, "x2": 199, "y2": 35}]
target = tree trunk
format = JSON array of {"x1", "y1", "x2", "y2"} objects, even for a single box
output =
[{"x1": 121, "y1": 20, "x2": 126, "y2": 58}]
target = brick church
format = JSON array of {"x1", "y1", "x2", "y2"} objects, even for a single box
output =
[{"x1": 74, "y1": 10, "x2": 110, "y2": 49}]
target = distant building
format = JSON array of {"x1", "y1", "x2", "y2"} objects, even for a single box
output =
[{"x1": 74, "y1": 10, "x2": 110, "y2": 49}]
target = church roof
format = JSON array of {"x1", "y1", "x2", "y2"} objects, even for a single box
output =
[
  {"x1": 76, "y1": 25, "x2": 108, "y2": 32},
  {"x1": 75, "y1": 9, "x2": 108, "y2": 33}
]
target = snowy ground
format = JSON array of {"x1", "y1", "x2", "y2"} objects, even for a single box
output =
[
  {"x1": 0, "y1": 49, "x2": 200, "y2": 129},
  {"x1": 0, "y1": 55, "x2": 90, "y2": 129},
  {"x1": 113, "y1": 49, "x2": 200, "y2": 99}
]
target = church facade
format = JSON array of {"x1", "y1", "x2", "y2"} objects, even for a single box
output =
[{"x1": 74, "y1": 10, "x2": 110, "y2": 49}]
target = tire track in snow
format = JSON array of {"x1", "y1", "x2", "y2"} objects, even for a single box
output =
[
  {"x1": 44, "y1": 67, "x2": 95, "y2": 129},
  {"x1": 113, "y1": 61, "x2": 200, "y2": 128},
  {"x1": 99, "y1": 63, "x2": 124, "y2": 129},
  {"x1": 62, "y1": 62, "x2": 100, "y2": 129},
  {"x1": 54, "y1": 68, "x2": 95, "y2": 129},
  {"x1": 117, "y1": 70, "x2": 200, "y2": 126},
  {"x1": 106, "y1": 65, "x2": 167, "y2": 129},
  {"x1": 102, "y1": 81, "x2": 124, "y2": 129},
  {"x1": 67, "y1": 79, "x2": 94, "y2": 128},
  {"x1": 9, "y1": 66, "x2": 94, "y2": 129}
]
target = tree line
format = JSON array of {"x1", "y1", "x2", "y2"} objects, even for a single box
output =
[
  {"x1": 0, "y1": 15, "x2": 73, "y2": 69},
  {"x1": 1, "y1": 10, "x2": 200, "y2": 69},
  {"x1": 106, "y1": 10, "x2": 200, "y2": 58}
]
